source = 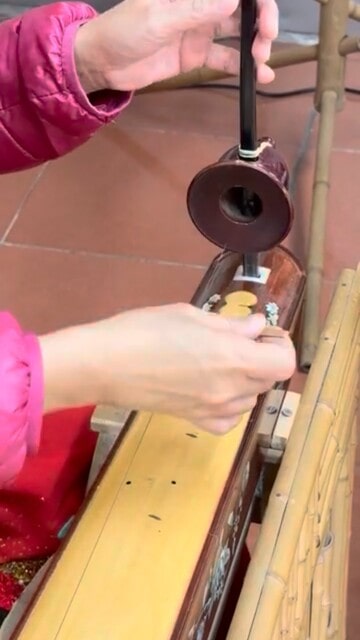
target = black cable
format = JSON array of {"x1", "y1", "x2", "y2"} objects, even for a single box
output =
[
  {"x1": 180, "y1": 83, "x2": 360, "y2": 98},
  {"x1": 239, "y1": 0, "x2": 257, "y2": 151},
  {"x1": 238, "y1": 0, "x2": 259, "y2": 279}
]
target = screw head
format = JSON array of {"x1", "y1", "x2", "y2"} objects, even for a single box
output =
[{"x1": 266, "y1": 405, "x2": 277, "y2": 415}]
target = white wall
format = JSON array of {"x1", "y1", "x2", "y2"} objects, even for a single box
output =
[{"x1": 277, "y1": 0, "x2": 360, "y2": 43}]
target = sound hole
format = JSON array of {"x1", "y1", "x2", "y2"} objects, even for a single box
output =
[{"x1": 219, "y1": 186, "x2": 262, "y2": 223}]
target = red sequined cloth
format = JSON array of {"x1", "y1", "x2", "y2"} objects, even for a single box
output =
[{"x1": 0, "y1": 407, "x2": 97, "y2": 610}]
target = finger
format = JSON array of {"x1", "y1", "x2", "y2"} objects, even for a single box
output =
[
  {"x1": 252, "y1": 35, "x2": 272, "y2": 65},
  {"x1": 254, "y1": 0, "x2": 278, "y2": 83},
  {"x1": 245, "y1": 341, "x2": 296, "y2": 381},
  {"x1": 226, "y1": 313, "x2": 267, "y2": 340},
  {"x1": 252, "y1": 33, "x2": 274, "y2": 83},
  {"x1": 203, "y1": 42, "x2": 240, "y2": 75},
  {"x1": 196, "y1": 396, "x2": 258, "y2": 433},
  {"x1": 215, "y1": 391, "x2": 269, "y2": 416},
  {"x1": 256, "y1": 0, "x2": 279, "y2": 41},
  {"x1": 256, "y1": 63, "x2": 275, "y2": 84}
]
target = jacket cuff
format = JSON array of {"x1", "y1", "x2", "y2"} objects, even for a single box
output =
[{"x1": 0, "y1": 313, "x2": 44, "y2": 486}]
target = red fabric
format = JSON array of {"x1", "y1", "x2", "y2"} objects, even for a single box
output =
[
  {"x1": 0, "y1": 573, "x2": 23, "y2": 611},
  {"x1": 0, "y1": 407, "x2": 97, "y2": 563}
]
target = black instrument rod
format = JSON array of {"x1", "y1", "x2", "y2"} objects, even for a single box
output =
[{"x1": 239, "y1": 0, "x2": 259, "y2": 278}]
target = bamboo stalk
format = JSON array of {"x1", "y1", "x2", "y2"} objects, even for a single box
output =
[
  {"x1": 340, "y1": 35, "x2": 360, "y2": 56},
  {"x1": 315, "y1": 0, "x2": 360, "y2": 24},
  {"x1": 300, "y1": 89, "x2": 337, "y2": 370},
  {"x1": 289, "y1": 559, "x2": 298, "y2": 634},
  {"x1": 341, "y1": 421, "x2": 358, "y2": 637},
  {"x1": 295, "y1": 523, "x2": 308, "y2": 626},
  {"x1": 349, "y1": 1, "x2": 360, "y2": 21},
  {"x1": 330, "y1": 471, "x2": 347, "y2": 638},
  {"x1": 319, "y1": 533, "x2": 333, "y2": 639},
  {"x1": 301, "y1": 599, "x2": 311, "y2": 640},
  {"x1": 225, "y1": 268, "x2": 360, "y2": 640},
  {"x1": 317, "y1": 354, "x2": 358, "y2": 528},
  {"x1": 311, "y1": 547, "x2": 325, "y2": 639}
]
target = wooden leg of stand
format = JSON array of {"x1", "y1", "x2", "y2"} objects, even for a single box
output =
[
  {"x1": 138, "y1": 36, "x2": 360, "y2": 95},
  {"x1": 300, "y1": 90, "x2": 337, "y2": 371},
  {"x1": 300, "y1": 0, "x2": 349, "y2": 370}
]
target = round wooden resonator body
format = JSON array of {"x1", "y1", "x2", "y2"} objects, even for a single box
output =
[{"x1": 187, "y1": 138, "x2": 293, "y2": 254}]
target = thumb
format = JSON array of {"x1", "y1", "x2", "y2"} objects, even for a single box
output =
[{"x1": 228, "y1": 313, "x2": 267, "y2": 339}]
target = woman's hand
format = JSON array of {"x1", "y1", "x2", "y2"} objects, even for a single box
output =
[
  {"x1": 74, "y1": 0, "x2": 278, "y2": 93},
  {"x1": 39, "y1": 303, "x2": 295, "y2": 435}
]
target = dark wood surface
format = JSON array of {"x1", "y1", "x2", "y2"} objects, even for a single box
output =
[{"x1": 173, "y1": 246, "x2": 305, "y2": 639}]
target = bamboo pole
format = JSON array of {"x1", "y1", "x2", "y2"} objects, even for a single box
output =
[
  {"x1": 138, "y1": 36, "x2": 360, "y2": 95},
  {"x1": 349, "y1": 1, "x2": 360, "y2": 21},
  {"x1": 300, "y1": 0, "x2": 350, "y2": 369},
  {"x1": 300, "y1": 89, "x2": 337, "y2": 369},
  {"x1": 225, "y1": 267, "x2": 360, "y2": 640},
  {"x1": 316, "y1": 0, "x2": 360, "y2": 22}
]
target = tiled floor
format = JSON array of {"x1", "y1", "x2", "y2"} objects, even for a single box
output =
[{"x1": 1, "y1": 50, "x2": 360, "y2": 635}]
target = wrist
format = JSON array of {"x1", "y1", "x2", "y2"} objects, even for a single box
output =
[
  {"x1": 73, "y1": 21, "x2": 107, "y2": 94},
  {"x1": 39, "y1": 324, "x2": 106, "y2": 412}
]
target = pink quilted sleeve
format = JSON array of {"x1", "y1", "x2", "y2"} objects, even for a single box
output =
[
  {"x1": 0, "y1": 2, "x2": 131, "y2": 173},
  {"x1": 0, "y1": 313, "x2": 43, "y2": 486}
]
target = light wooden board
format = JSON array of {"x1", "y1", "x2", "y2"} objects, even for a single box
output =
[
  {"x1": 16, "y1": 263, "x2": 303, "y2": 640},
  {"x1": 16, "y1": 411, "x2": 250, "y2": 639}
]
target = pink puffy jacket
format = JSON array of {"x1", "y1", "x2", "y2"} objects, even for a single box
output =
[{"x1": 0, "y1": 2, "x2": 130, "y2": 485}]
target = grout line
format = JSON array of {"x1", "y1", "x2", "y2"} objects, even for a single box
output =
[
  {"x1": 114, "y1": 120, "x2": 237, "y2": 143},
  {"x1": 289, "y1": 107, "x2": 317, "y2": 196},
  {"x1": 2, "y1": 240, "x2": 208, "y2": 270},
  {"x1": 1, "y1": 163, "x2": 48, "y2": 243},
  {"x1": 331, "y1": 147, "x2": 360, "y2": 154}
]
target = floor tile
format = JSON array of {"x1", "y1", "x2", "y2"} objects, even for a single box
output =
[
  {"x1": 119, "y1": 84, "x2": 312, "y2": 151},
  {"x1": 0, "y1": 166, "x2": 43, "y2": 238},
  {"x1": 309, "y1": 94, "x2": 360, "y2": 153},
  {"x1": 120, "y1": 87, "x2": 240, "y2": 140},
  {"x1": 7, "y1": 126, "x2": 299, "y2": 265},
  {"x1": 270, "y1": 47, "x2": 317, "y2": 93},
  {"x1": 122, "y1": 42, "x2": 315, "y2": 148},
  {"x1": 0, "y1": 245, "x2": 205, "y2": 334}
]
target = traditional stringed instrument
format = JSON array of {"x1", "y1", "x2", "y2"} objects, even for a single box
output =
[{"x1": 11, "y1": 2, "x2": 306, "y2": 638}]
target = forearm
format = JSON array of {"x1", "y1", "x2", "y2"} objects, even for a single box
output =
[{"x1": 39, "y1": 323, "x2": 106, "y2": 413}]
